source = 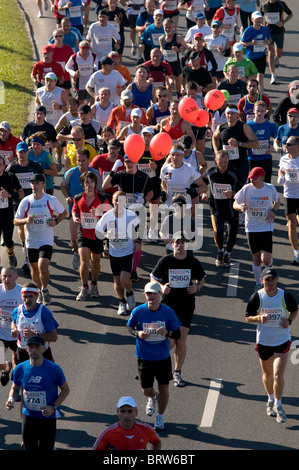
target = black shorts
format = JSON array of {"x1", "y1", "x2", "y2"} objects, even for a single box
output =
[
  {"x1": 163, "y1": 10, "x2": 179, "y2": 20},
  {"x1": 192, "y1": 124, "x2": 206, "y2": 141},
  {"x1": 137, "y1": 356, "x2": 173, "y2": 388},
  {"x1": 285, "y1": 197, "x2": 299, "y2": 217},
  {"x1": 255, "y1": 340, "x2": 291, "y2": 361},
  {"x1": 74, "y1": 89, "x2": 92, "y2": 101},
  {"x1": 61, "y1": 80, "x2": 72, "y2": 90},
  {"x1": 77, "y1": 235, "x2": 104, "y2": 254},
  {"x1": 205, "y1": 6, "x2": 220, "y2": 21},
  {"x1": 0, "y1": 338, "x2": 17, "y2": 351},
  {"x1": 247, "y1": 231, "x2": 272, "y2": 255},
  {"x1": 163, "y1": 301, "x2": 194, "y2": 328},
  {"x1": 252, "y1": 54, "x2": 267, "y2": 74},
  {"x1": 169, "y1": 60, "x2": 182, "y2": 77},
  {"x1": 110, "y1": 253, "x2": 133, "y2": 276},
  {"x1": 28, "y1": 245, "x2": 53, "y2": 263},
  {"x1": 128, "y1": 13, "x2": 138, "y2": 28},
  {"x1": 151, "y1": 176, "x2": 161, "y2": 200}
]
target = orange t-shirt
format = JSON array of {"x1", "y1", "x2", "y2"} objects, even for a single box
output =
[{"x1": 92, "y1": 421, "x2": 160, "y2": 450}]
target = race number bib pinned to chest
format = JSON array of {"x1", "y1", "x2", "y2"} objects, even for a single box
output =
[
  {"x1": 81, "y1": 212, "x2": 98, "y2": 229},
  {"x1": 23, "y1": 390, "x2": 47, "y2": 411},
  {"x1": 260, "y1": 307, "x2": 285, "y2": 327},
  {"x1": 285, "y1": 168, "x2": 299, "y2": 184},
  {"x1": 169, "y1": 268, "x2": 191, "y2": 288}
]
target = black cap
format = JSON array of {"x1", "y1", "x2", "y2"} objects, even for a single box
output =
[
  {"x1": 78, "y1": 104, "x2": 91, "y2": 114},
  {"x1": 108, "y1": 138, "x2": 121, "y2": 148},
  {"x1": 100, "y1": 55, "x2": 114, "y2": 66},
  {"x1": 30, "y1": 173, "x2": 45, "y2": 183},
  {"x1": 27, "y1": 335, "x2": 45, "y2": 346},
  {"x1": 190, "y1": 51, "x2": 199, "y2": 60},
  {"x1": 261, "y1": 267, "x2": 278, "y2": 280}
]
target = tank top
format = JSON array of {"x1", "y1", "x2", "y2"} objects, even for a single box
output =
[
  {"x1": 15, "y1": 303, "x2": 49, "y2": 350},
  {"x1": 256, "y1": 288, "x2": 290, "y2": 347},
  {"x1": 94, "y1": 102, "x2": 115, "y2": 128},
  {"x1": 220, "y1": 7, "x2": 238, "y2": 43},
  {"x1": 184, "y1": 149, "x2": 199, "y2": 171},
  {"x1": 242, "y1": 93, "x2": 262, "y2": 122},
  {"x1": 132, "y1": 82, "x2": 153, "y2": 111},
  {"x1": 36, "y1": 86, "x2": 64, "y2": 126},
  {"x1": 152, "y1": 102, "x2": 170, "y2": 125},
  {"x1": 205, "y1": 34, "x2": 228, "y2": 71},
  {"x1": 164, "y1": 117, "x2": 184, "y2": 140},
  {"x1": 127, "y1": 124, "x2": 143, "y2": 136},
  {"x1": 160, "y1": 33, "x2": 181, "y2": 64}
]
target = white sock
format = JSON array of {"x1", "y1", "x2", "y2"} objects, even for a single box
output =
[
  {"x1": 274, "y1": 398, "x2": 282, "y2": 408},
  {"x1": 268, "y1": 393, "x2": 274, "y2": 402},
  {"x1": 252, "y1": 264, "x2": 262, "y2": 283}
]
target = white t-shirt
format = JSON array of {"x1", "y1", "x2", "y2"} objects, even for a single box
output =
[
  {"x1": 234, "y1": 182, "x2": 278, "y2": 233},
  {"x1": 95, "y1": 208, "x2": 140, "y2": 257},
  {"x1": 160, "y1": 162, "x2": 201, "y2": 207},
  {"x1": 0, "y1": 283, "x2": 22, "y2": 342},
  {"x1": 16, "y1": 193, "x2": 65, "y2": 249},
  {"x1": 279, "y1": 154, "x2": 299, "y2": 199},
  {"x1": 86, "y1": 22, "x2": 120, "y2": 59},
  {"x1": 184, "y1": 24, "x2": 212, "y2": 44},
  {"x1": 86, "y1": 70, "x2": 126, "y2": 105}
]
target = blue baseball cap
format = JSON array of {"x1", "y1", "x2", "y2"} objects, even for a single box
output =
[{"x1": 16, "y1": 142, "x2": 29, "y2": 152}]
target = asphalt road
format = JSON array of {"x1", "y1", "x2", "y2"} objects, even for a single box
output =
[{"x1": 0, "y1": 0, "x2": 299, "y2": 455}]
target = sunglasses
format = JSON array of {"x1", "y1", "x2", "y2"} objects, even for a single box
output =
[
  {"x1": 72, "y1": 137, "x2": 83, "y2": 141},
  {"x1": 285, "y1": 142, "x2": 297, "y2": 146}
]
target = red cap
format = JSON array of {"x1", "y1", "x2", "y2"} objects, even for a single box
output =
[
  {"x1": 42, "y1": 45, "x2": 53, "y2": 54},
  {"x1": 194, "y1": 32, "x2": 203, "y2": 38},
  {"x1": 248, "y1": 167, "x2": 266, "y2": 180},
  {"x1": 287, "y1": 107, "x2": 299, "y2": 115}
]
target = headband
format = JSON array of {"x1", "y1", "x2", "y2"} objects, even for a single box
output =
[
  {"x1": 170, "y1": 149, "x2": 184, "y2": 155},
  {"x1": 21, "y1": 287, "x2": 39, "y2": 295},
  {"x1": 225, "y1": 108, "x2": 239, "y2": 113},
  {"x1": 31, "y1": 137, "x2": 44, "y2": 145}
]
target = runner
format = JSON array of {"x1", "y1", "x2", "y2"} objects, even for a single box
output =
[{"x1": 14, "y1": 173, "x2": 67, "y2": 305}]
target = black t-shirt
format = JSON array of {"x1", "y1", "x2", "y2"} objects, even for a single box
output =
[
  {"x1": 110, "y1": 169, "x2": 153, "y2": 199},
  {"x1": 21, "y1": 120, "x2": 57, "y2": 144},
  {"x1": 246, "y1": 290, "x2": 298, "y2": 317},
  {"x1": 218, "y1": 120, "x2": 248, "y2": 162},
  {"x1": 216, "y1": 79, "x2": 247, "y2": 100},
  {"x1": 182, "y1": 66, "x2": 212, "y2": 89},
  {"x1": 151, "y1": 253, "x2": 206, "y2": 310},
  {"x1": 206, "y1": 164, "x2": 242, "y2": 217},
  {"x1": 0, "y1": 171, "x2": 22, "y2": 214},
  {"x1": 261, "y1": 1, "x2": 292, "y2": 35},
  {"x1": 6, "y1": 161, "x2": 44, "y2": 201}
]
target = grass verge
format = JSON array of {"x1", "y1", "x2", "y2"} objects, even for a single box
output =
[{"x1": 0, "y1": 0, "x2": 34, "y2": 137}]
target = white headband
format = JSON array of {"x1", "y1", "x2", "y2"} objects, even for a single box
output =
[
  {"x1": 21, "y1": 287, "x2": 39, "y2": 295},
  {"x1": 225, "y1": 108, "x2": 239, "y2": 113},
  {"x1": 170, "y1": 149, "x2": 184, "y2": 155}
]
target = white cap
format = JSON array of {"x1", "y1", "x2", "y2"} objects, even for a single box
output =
[
  {"x1": 144, "y1": 281, "x2": 161, "y2": 293},
  {"x1": 121, "y1": 89, "x2": 133, "y2": 101},
  {"x1": 117, "y1": 396, "x2": 137, "y2": 408},
  {"x1": 154, "y1": 9, "x2": 163, "y2": 16},
  {"x1": 233, "y1": 42, "x2": 244, "y2": 52},
  {"x1": 141, "y1": 126, "x2": 155, "y2": 134},
  {"x1": 251, "y1": 11, "x2": 263, "y2": 19},
  {"x1": 131, "y1": 108, "x2": 142, "y2": 118},
  {"x1": 0, "y1": 121, "x2": 11, "y2": 131}
]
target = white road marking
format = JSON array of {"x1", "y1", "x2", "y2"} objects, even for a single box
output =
[
  {"x1": 226, "y1": 262, "x2": 240, "y2": 297},
  {"x1": 200, "y1": 379, "x2": 222, "y2": 428}
]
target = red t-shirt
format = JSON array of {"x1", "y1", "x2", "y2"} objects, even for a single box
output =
[
  {"x1": 32, "y1": 60, "x2": 64, "y2": 84},
  {"x1": 90, "y1": 154, "x2": 125, "y2": 195},
  {"x1": 72, "y1": 191, "x2": 109, "y2": 240},
  {"x1": 0, "y1": 134, "x2": 21, "y2": 164},
  {"x1": 47, "y1": 44, "x2": 74, "y2": 82},
  {"x1": 92, "y1": 421, "x2": 161, "y2": 450}
]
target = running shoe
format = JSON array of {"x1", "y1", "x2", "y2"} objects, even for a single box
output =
[
  {"x1": 0, "y1": 361, "x2": 12, "y2": 386},
  {"x1": 215, "y1": 250, "x2": 224, "y2": 267},
  {"x1": 154, "y1": 414, "x2": 165, "y2": 430},
  {"x1": 37, "y1": 10, "x2": 43, "y2": 17},
  {"x1": 131, "y1": 44, "x2": 137, "y2": 56},
  {"x1": 7, "y1": 251, "x2": 17, "y2": 267},
  {"x1": 266, "y1": 400, "x2": 276, "y2": 417},
  {"x1": 274, "y1": 56, "x2": 280, "y2": 68},
  {"x1": 42, "y1": 288, "x2": 51, "y2": 305},
  {"x1": 22, "y1": 259, "x2": 30, "y2": 275},
  {"x1": 223, "y1": 252, "x2": 230, "y2": 268},
  {"x1": 291, "y1": 255, "x2": 299, "y2": 266},
  {"x1": 146, "y1": 391, "x2": 159, "y2": 416},
  {"x1": 117, "y1": 301, "x2": 127, "y2": 315},
  {"x1": 130, "y1": 270, "x2": 139, "y2": 282},
  {"x1": 37, "y1": 290, "x2": 43, "y2": 303},
  {"x1": 274, "y1": 405, "x2": 287, "y2": 423},
  {"x1": 72, "y1": 252, "x2": 80, "y2": 270},
  {"x1": 126, "y1": 292, "x2": 136, "y2": 311},
  {"x1": 270, "y1": 74, "x2": 277, "y2": 84},
  {"x1": 76, "y1": 287, "x2": 89, "y2": 301},
  {"x1": 173, "y1": 371, "x2": 185, "y2": 387},
  {"x1": 89, "y1": 284, "x2": 99, "y2": 298}
]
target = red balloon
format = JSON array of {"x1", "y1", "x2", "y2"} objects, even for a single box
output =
[
  {"x1": 149, "y1": 132, "x2": 172, "y2": 161},
  {"x1": 204, "y1": 90, "x2": 225, "y2": 111},
  {"x1": 123, "y1": 134, "x2": 145, "y2": 162},
  {"x1": 193, "y1": 109, "x2": 210, "y2": 128},
  {"x1": 178, "y1": 97, "x2": 199, "y2": 123}
]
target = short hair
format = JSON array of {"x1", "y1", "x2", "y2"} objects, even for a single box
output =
[
  {"x1": 185, "y1": 81, "x2": 199, "y2": 91},
  {"x1": 215, "y1": 149, "x2": 229, "y2": 160},
  {"x1": 76, "y1": 147, "x2": 90, "y2": 159},
  {"x1": 1, "y1": 266, "x2": 18, "y2": 276},
  {"x1": 254, "y1": 100, "x2": 267, "y2": 109},
  {"x1": 71, "y1": 126, "x2": 84, "y2": 135},
  {"x1": 67, "y1": 97, "x2": 79, "y2": 107},
  {"x1": 101, "y1": 126, "x2": 114, "y2": 135},
  {"x1": 247, "y1": 78, "x2": 259, "y2": 87},
  {"x1": 80, "y1": 170, "x2": 98, "y2": 186}
]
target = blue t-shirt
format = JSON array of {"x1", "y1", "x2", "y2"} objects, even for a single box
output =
[
  {"x1": 141, "y1": 24, "x2": 165, "y2": 47},
  {"x1": 237, "y1": 0, "x2": 255, "y2": 12},
  {"x1": 11, "y1": 359, "x2": 66, "y2": 419},
  {"x1": 247, "y1": 119, "x2": 278, "y2": 161},
  {"x1": 241, "y1": 26, "x2": 271, "y2": 60},
  {"x1": 28, "y1": 149, "x2": 55, "y2": 189},
  {"x1": 206, "y1": 0, "x2": 222, "y2": 8},
  {"x1": 127, "y1": 302, "x2": 181, "y2": 361},
  {"x1": 49, "y1": 27, "x2": 82, "y2": 52},
  {"x1": 64, "y1": 0, "x2": 83, "y2": 26},
  {"x1": 136, "y1": 12, "x2": 154, "y2": 27},
  {"x1": 276, "y1": 124, "x2": 299, "y2": 155}
]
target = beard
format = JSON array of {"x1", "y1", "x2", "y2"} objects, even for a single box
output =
[{"x1": 290, "y1": 89, "x2": 299, "y2": 105}]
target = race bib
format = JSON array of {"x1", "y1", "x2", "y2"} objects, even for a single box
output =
[
  {"x1": 253, "y1": 41, "x2": 266, "y2": 53},
  {"x1": 69, "y1": 5, "x2": 82, "y2": 17},
  {"x1": 252, "y1": 139, "x2": 269, "y2": 155},
  {"x1": 143, "y1": 321, "x2": 166, "y2": 341},
  {"x1": 260, "y1": 307, "x2": 285, "y2": 327},
  {"x1": 81, "y1": 212, "x2": 98, "y2": 229},
  {"x1": 265, "y1": 12, "x2": 280, "y2": 24},
  {"x1": 285, "y1": 168, "x2": 299, "y2": 183},
  {"x1": 30, "y1": 214, "x2": 50, "y2": 230},
  {"x1": 16, "y1": 172, "x2": 34, "y2": 189},
  {"x1": 223, "y1": 145, "x2": 239, "y2": 160},
  {"x1": 213, "y1": 183, "x2": 232, "y2": 200},
  {"x1": 0, "y1": 196, "x2": 9, "y2": 209},
  {"x1": 23, "y1": 390, "x2": 47, "y2": 411},
  {"x1": 163, "y1": 50, "x2": 177, "y2": 62},
  {"x1": 248, "y1": 207, "x2": 267, "y2": 221},
  {"x1": 0, "y1": 309, "x2": 13, "y2": 330},
  {"x1": 169, "y1": 268, "x2": 191, "y2": 288},
  {"x1": 138, "y1": 163, "x2": 155, "y2": 178}
]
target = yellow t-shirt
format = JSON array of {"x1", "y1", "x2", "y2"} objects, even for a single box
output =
[{"x1": 65, "y1": 140, "x2": 98, "y2": 168}]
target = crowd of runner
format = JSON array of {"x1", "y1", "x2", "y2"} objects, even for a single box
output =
[{"x1": 0, "y1": 0, "x2": 298, "y2": 450}]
